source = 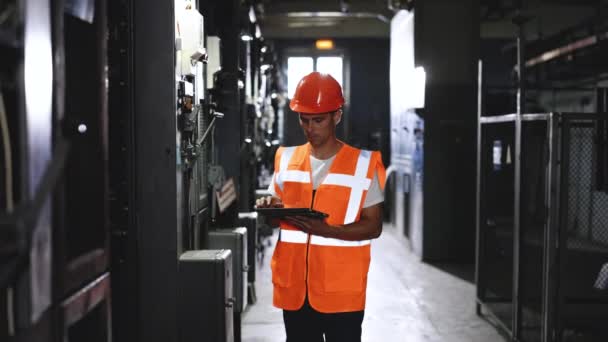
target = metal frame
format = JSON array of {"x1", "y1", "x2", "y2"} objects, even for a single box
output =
[
  {"x1": 479, "y1": 114, "x2": 517, "y2": 123},
  {"x1": 477, "y1": 111, "x2": 608, "y2": 342},
  {"x1": 58, "y1": 0, "x2": 110, "y2": 297},
  {"x1": 541, "y1": 113, "x2": 558, "y2": 342},
  {"x1": 477, "y1": 7, "x2": 608, "y2": 340},
  {"x1": 57, "y1": 0, "x2": 112, "y2": 340},
  {"x1": 476, "y1": 15, "x2": 608, "y2": 341},
  {"x1": 106, "y1": 0, "x2": 138, "y2": 341},
  {"x1": 476, "y1": 116, "x2": 517, "y2": 336},
  {"x1": 1, "y1": 0, "x2": 113, "y2": 340},
  {"x1": 475, "y1": 60, "x2": 485, "y2": 316},
  {"x1": 477, "y1": 113, "x2": 543, "y2": 341},
  {"x1": 511, "y1": 29, "x2": 527, "y2": 339},
  {"x1": 555, "y1": 115, "x2": 571, "y2": 342},
  {"x1": 61, "y1": 273, "x2": 111, "y2": 339}
]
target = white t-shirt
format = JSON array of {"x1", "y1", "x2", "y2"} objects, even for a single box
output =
[{"x1": 268, "y1": 154, "x2": 384, "y2": 208}]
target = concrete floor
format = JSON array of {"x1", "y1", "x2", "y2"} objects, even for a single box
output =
[{"x1": 242, "y1": 225, "x2": 508, "y2": 342}]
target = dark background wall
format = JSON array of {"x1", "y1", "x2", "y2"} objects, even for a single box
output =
[
  {"x1": 348, "y1": 39, "x2": 391, "y2": 166},
  {"x1": 414, "y1": 0, "x2": 480, "y2": 261},
  {"x1": 274, "y1": 38, "x2": 391, "y2": 166},
  {"x1": 481, "y1": 39, "x2": 517, "y2": 116}
]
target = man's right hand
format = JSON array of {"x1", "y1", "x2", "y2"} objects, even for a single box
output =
[{"x1": 255, "y1": 196, "x2": 284, "y2": 208}]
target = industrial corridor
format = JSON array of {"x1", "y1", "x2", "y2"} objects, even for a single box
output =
[
  {"x1": 243, "y1": 226, "x2": 506, "y2": 342},
  {"x1": 3, "y1": 0, "x2": 608, "y2": 341}
]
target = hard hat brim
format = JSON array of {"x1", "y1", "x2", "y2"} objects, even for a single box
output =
[{"x1": 289, "y1": 100, "x2": 343, "y2": 114}]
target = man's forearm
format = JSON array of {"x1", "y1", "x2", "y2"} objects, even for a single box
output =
[
  {"x1": 282, "y1": 203, "x2": 384, "y2": 241},
  {"x1": 324, "y1": 217, "x2": 382, "y2": 241}
]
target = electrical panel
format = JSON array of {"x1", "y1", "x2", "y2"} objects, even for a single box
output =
[
  {"x1": 207, "y1": 228, "x2": 248, "y2": 314},
  {"x1": 176, "y1": 6, "x2": 205, "y2": 79},
  {"x1": 237, "y1": 212, "x2": 258, "y2": 305},
  {"x1": 179, "y1": 250, "x2": 234, "y2": 342}
]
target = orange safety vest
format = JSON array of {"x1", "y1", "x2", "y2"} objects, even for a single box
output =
[{"x1": 270, "y1": 142, "x2": 386, "y2": 313}]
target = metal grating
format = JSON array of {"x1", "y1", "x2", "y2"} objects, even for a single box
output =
[{"x1": 557, "y1": 118, "x2": 608, "y2": 342}]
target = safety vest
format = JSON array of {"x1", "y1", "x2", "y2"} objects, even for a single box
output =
[{"x1": 270, "y1": 142, "x2": 386, "y2": 313}]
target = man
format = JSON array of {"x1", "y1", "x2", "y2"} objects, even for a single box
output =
[{"x1": 255, "y1": 72, "x2": 386, "y2": 342}]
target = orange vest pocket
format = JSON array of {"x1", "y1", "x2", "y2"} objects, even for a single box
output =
[
  {"x1": 322, "y1": 261, "x2": 364, "y2": 293},
  {"x1": 271, "y1": 242, "x2": 296, "y2": 288}
]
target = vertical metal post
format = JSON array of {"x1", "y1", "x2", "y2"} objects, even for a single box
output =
[
  {"x1": 542, "y1": 113, "x2": 557, "y2": 342},
  {"x1": 475, "y1": 60, "x2": 484, "y2": 316},
  {"x1": 587, "y1": 128, "x2": 596, "y2": 241},
  {"x1": 512, "y1": 19, "x2": 525, "y2": 341},
  {"x1": 211, "y1": 125, "x2": 218, "y2": 222},
  {"x1": 555, "y1": 116, "x2": 572, "y2": 342}
]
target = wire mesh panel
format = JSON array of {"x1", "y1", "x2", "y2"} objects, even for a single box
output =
[
  {"x1": 557, "y1": 116, "x2": 608, "y2": 342},
  {"x1": 478, "y1": 119, "x2": 516, "y2": 332},
  {"x1": 478, "y1": 114, "x2": 608, "y2": 342},
  {"x1": 520, "y1": 117, "x2": 552, "y2": 342}
]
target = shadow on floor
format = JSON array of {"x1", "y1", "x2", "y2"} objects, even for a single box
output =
[{"x1": 427, "y1": 262, "x2": 475, "y2": 284}]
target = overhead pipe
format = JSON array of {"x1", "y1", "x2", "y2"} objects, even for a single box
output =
[{"x1": 285, "y1": 11, "x2": 390, "y2": 24}]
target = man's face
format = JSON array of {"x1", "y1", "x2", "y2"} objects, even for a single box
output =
[{"x1": 298, "y1": 111, "x2": 340, "y2": 147}]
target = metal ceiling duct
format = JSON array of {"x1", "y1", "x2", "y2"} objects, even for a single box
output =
[{"x1": 284, "y1": 11, "x2": 390, "y2": 23}]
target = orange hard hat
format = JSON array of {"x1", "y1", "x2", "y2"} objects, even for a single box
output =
[{"x1": 289, "y1": 72, "x2": 344, "y2": 114}]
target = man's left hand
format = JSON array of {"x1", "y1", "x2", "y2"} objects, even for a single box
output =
[{"x1": 284, "y1": 216, "x2": 335, "y2": 238}]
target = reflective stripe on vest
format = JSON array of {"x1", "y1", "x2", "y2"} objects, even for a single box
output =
[
  {"x1": 321, "y1": 150, "x2": 372, "y2": 224},
  {"x1": 275, "y1": 146, "x2": 299, "y2": 191},
  {"x1": 277, "y1": 170, "x2": 310, "y2": 189},
  {"x1": 279, "y1": 229, "x2": 308, "y2": 244},
  {"x1": 280, "y1": 146, "x2": 296, "y2": 171},
  {"x1": 274, "y1": 145, "x2": 374, "y2": 244},
  {"x1": 276, "y1": 148, "x2": 372, "y2": 225},
  {"x1": 279, "y1": 229, "x2": 370, "y2": 247}
]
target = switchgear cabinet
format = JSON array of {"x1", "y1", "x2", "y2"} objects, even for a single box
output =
[{"x1": 179, "y1": 250, "x2": 234, "y2": 342}]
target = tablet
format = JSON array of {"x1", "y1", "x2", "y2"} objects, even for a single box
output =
[{"x1": 255, "y1": 207, "x2": 329, "y2": 219}]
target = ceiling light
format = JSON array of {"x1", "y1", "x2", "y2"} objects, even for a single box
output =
[{"x1": 316, "y1": 39, "x2": 334, "y2": 50}]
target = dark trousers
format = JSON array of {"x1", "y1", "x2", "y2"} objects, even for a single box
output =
[{"x1": 283, "y1": 299, "x2": 364, "y2": 342}]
